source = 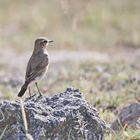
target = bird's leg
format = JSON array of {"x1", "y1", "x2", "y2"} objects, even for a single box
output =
[
  {"x1": 35, "y1": 82, "x2": 42, "y2": 96},
  {"x1": 28, "y1": 87, "x2": 31, "y2": 98}
]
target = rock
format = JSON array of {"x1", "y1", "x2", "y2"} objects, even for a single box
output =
[
  {"x1": 0, "y1": 88, "x2": 106, "y2": 140},
  {"x1": 111, "y1": 102, "x2": 140, "y2": 130}
]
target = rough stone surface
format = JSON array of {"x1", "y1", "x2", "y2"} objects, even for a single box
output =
[
  {"x1": 0, "y1": 88, "x2": 106, "y2": 140},
  {"x1": 111, "y1": 102, "x2": 140, "y2": 130}
]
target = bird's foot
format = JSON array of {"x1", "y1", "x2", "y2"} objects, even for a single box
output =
[
  {"x1": 25, "y1": 94, "x2": 36, "y2": 101},
  {"x1": 39, "y1": 92, "x2": 43, "y2": 97},
  {"x1": 34, "y1": 93, "x2": 43, "y2": 101},
  {"x1": 30, "y1": 94, "x2": 36, "y2": 99}
]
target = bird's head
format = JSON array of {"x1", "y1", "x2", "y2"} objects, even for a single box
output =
[{"x1": 34, "y1": 37, "x2": 53, "y2": 51}]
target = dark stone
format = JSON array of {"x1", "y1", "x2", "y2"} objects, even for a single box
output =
[
  {"x1": 111, "y1": 102, "x2": 140, "y2": 130},
  {"x1": 0, "y1": 88, "x2": 106, "y2": 140}
]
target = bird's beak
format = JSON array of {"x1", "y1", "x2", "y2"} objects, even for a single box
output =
[{"x1": 48, "y1": 40, "x2": 54, "y2": 43}]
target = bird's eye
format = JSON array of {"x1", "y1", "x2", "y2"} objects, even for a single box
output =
[
  {"x1": 42, "y1": 40, "x2": 47, "y2": 43},
  {"x1": 40, "y1": 40, "x2": 47, "y2": 45}
]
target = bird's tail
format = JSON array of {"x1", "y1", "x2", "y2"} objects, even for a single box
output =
[{"x1": 18, "y1": 82, "x2": 29, "y2": 97}]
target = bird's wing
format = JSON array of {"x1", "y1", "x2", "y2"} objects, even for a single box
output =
[
  {"x1": 25, "y1": 57, "x2": 32, "y2": 79},
  {"x1": 25, "y1": 54, "x2": 49, "y2": 83}
]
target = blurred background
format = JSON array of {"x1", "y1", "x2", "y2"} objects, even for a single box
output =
[
  {"x1": 0, "y1": 0, "x2": 139, "y2": 50},
  {"x1": 0, "y1": 0, "x2": 140, "y2": 139}
]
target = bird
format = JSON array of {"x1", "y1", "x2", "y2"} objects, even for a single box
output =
[{"x1": 17, "y1": 37, "x2": 53, "y2": 97}]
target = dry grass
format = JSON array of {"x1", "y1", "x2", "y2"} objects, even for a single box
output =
[{"x1": 19, "y1": 98, "x2": 33, "y2": 140}]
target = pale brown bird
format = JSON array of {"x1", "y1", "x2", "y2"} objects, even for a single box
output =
[{"x1": 18, "y1": 37, "x2": 53, "y2": 97}]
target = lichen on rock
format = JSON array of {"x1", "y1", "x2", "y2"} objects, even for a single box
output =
[{"x1": 0, "y1": 88, "x2": 106, "y2": 140}]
